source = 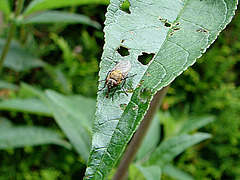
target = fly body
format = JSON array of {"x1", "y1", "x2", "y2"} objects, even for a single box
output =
[{"x1": 98, "y1": 60, "x2": 136, "y2": 99}]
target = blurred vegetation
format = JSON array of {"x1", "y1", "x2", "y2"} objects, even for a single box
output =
[{"x1": 0, "y1": 0, "x2": 239, "y2": 179}]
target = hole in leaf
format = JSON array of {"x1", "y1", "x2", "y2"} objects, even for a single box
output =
[
  {"x1": 139, "y1": 88, "x2": 152, "y2": 103},
  {"x1": 132, "y1": 105, "x2": 138, "y2": 111},
  {"x1": 174, "y1": 22, "x2": 180, "y2": 26},
  {"x1": 119, "y1": 104, "x2": 127, "y2": 111},
  {"x1": 158, "y1": 16, "x2": 164, "y2": 21},
  {"x1": 169, "y1": 27, "x2": 181, "y2": 36},
  {"x1": 120, "y1": 0, "x2": 130, "y2": 14},
  {"x1": 173, "y1": 27, "x2": 181, "y2": 31},
  {"x1": 196, "y1": 28, "x2": 209, "y2": 33},
  {"x1": 164, "y1": 21, "x2": 172, "y2": 27},
  {"x1": 137, "y1": 52, "x2": 155, "y2": 65},
  {"x1": 117, "y1": 46, "x2": 130, "y2": 57}
]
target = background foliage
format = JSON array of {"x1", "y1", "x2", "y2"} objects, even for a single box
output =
[{"x1": 0, "y1": 0, "x2": 239, "y2": 179}]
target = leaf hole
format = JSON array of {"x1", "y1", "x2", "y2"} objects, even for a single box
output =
[
  {"x1": 117, "y1": 46, "x2": 130, "y2": 57},
  {"x1": 137, "y1": 52, "x2": 155, "y2": 65},
  {"x1": 169, "y1": 27, "x2": 181, "y2": 36},
  {"x1": 174, "y1": 22, "x2": 181, "y2": 26},
  {"x1": 196, "y1": 28, "x2": 209, "y2": 33},
  {"x1": 164, "y1": 21, "x2": 172, "y2": 28},
  {"x1": 158, "y1": 16, "x2": 163, "y2": 21},
  {"x1": 132, "y1": 105, "x2": 138, "y2": 111},
  {"x1": 120, "y1": 0, "x2": 131, "y2": 14},
  {"x1": 172, "y1": 27, "x2": 181, "y2": 31},
  {"x1": 139, "y1": 88, "x2": 152, "y2": 103},
  {"x1": 119, "y1": 104, "x2": 127, "y2": 111}
]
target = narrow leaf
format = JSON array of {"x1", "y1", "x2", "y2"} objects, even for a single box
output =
[
  {"x1": 85, "y1": 0, "x2": 237, "y2": 179},
  {"x1": 136, "y1": 113, "x2": 160, "y2": 161},
  {"x1": 21, "y1": 10, "x2": 101, "y2": 29},
  {"x1": 163, "y1": 164, "x2": 194, "y2": 180},
  {"x1": 179, "y1": 116, "x2": 215, "y2": 134},
  {"x1": 23, "y1": 0, "x2": 110, "y2": 16},
  {"x1": 44, "y1": 90, "x2": 95, "y2": 163},
  {"x1": 0, "y1": 80, "x2": 18, "y2": 90},
  {"x1": 17, "y1": 83, "x2": 95, "y2": 162},
  {"x1": 0, "y1": 117, "x2": 13, "y2": 129},
  {"x1": 149, "y1": 133, "x2": 211, "y2": 167},
  {"x1": 135, "y1": 164, "x2": 161, "y2": 180},
  {"x1": 0, "y1": 38, "x2": 44, "y2": 72},
  {"x1": 0, "y1": 121, "x2": 71, "y2": 150},
  {"x1": 0, "y1": 98, "x2": 52, "y2": 116}
]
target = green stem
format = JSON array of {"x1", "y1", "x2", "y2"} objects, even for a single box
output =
[
  {"x1": 0, "y1": 0, "x2": 25, "y2": 73},
  {"x1": 113, "y1": 85, "x2": 170, "y2": 180}
]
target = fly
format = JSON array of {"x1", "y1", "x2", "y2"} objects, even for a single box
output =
[{"x1": 98, "y1": 60, "x2": 136, "y2": 99}]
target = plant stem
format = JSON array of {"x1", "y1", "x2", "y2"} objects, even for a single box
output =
[
  {"x1": 113, "y1": 85, "x2": 170, "y2": 180},
  {"x1": 0, "y1": 0, "x2": 25, "y2": 73}
]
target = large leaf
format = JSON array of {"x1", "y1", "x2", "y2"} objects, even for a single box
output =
[
  {"x1": 0, "y1": 117, "x2": 71, "y2": 150},
  {"x1": 23, "y1": 0, "x2": 110, "y2": 16},
  {"x1": 21, "y1": 10, "x2": 101, "y2": 29},
  {"x1": 85, "y1": 0, "x2": 238, "y2": 179},
  {"x1": 0, "y1": 0, "x2": 11, "y2": 16},
  {"x1": 0, "y1": 38, "x2": 44, "y2": 72}
]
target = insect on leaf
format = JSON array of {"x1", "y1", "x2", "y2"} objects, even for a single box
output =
[{"x1": 85, "y1": 0, "x2": 238, "y2": 179}]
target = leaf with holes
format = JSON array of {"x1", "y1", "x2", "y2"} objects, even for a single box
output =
[{"x1": 85, "y1": 0, "x2": 238, "y2": 179}]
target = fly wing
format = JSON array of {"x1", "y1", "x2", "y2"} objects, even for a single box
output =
[{"x1": 112, "y1": 60, "x2": 131, "y2": 77}]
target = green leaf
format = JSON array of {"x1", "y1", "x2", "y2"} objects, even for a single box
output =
[
  {"x1": 0, "y1": 117, "x2": 13, "y2": 129},
  {"x1": 0, "y1": 80, "x2": 18, "y2": 90},
  {"x1": 135, "y1": 164, "x2": 161, "y2": 180},
  {"x1": 136, "y1": 113, "x2": 160, "y2": 161},
  {"x1": 0, "y1": 98, "x2": 52, "y2": 116},
  {"x1": 0, "y1": 0, "x2": 11, "y2": 16},
  {"x1": 16, "y1": 83, "x2": 95, "y2": 162},
  {"x1": 21, "y1": 10, "x2": 101, "y2": 29},
  {"x1": 44, "y1": 90, "x2": 95, "y2": 163},
  {"x1": 43, "y1": 63, "x2": 72, "y2": 94},
  {"x1": 18, "y1": 82, "x2": 46, "y2": 99},
  {"x1": 85, "y1": 0, "x2": 238, "y2": 179},
  {"x1": 162, "y1": 164, "x2": 194, "y2": 180},
  {"x1": 0, "y1": 38, "x2": 44, "y2": 72},
  {"x1": 23, "y1": 0, "x2": 110, "y2": 16},
  {"x1": 0, "y1": 118, "x2": 71, "y2": 150},
  {"x1": 179, "y1": 116, "x2": 215, "y2": 134},
  {"x1": 149, "y1": 133, "x2": 211, "y2": 167}
]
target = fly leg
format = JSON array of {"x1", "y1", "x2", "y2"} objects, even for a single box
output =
[
  {"x1": 120, "y1": 74, "x2": 137, "y2": 95},
  {"x1": 124, "y1": 74, "x2": 137, "y2": 79},
  {"x1": 111, "y1": 86, "x2": 118, "y2": 100},
  {"x1": 121, "y1": 79, "x2": 128, "y2": 96},
  {"x1": 98, "y1": 82, "x2": 106, "y2": 92},
  {"x1": 97, "y1": 71, "x2": 111, "y2": 92}
]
